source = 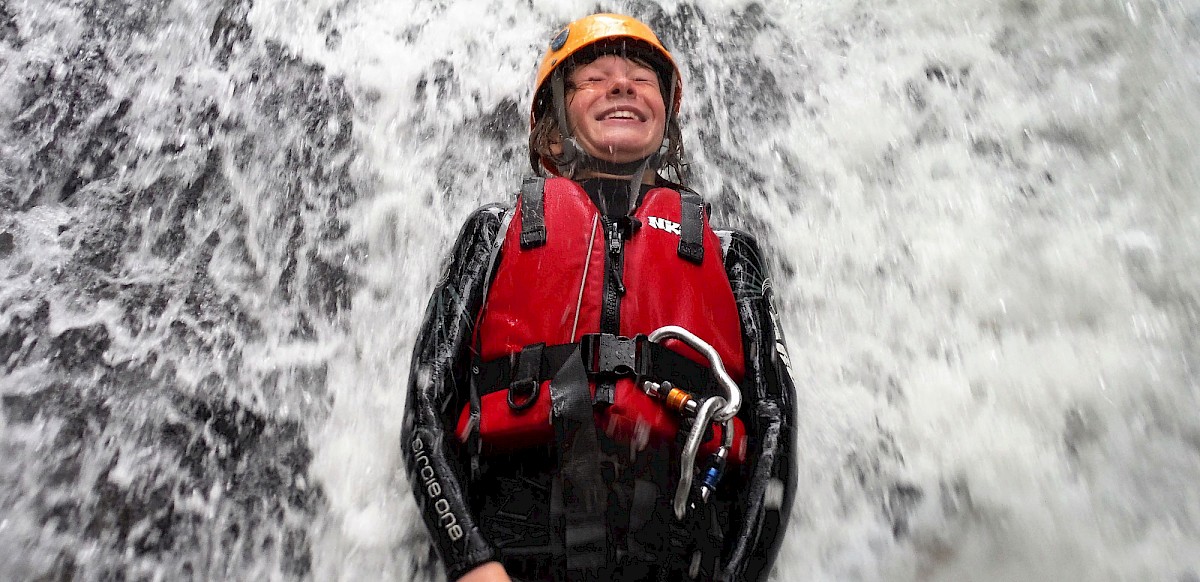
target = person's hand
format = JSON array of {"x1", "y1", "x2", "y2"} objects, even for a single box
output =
[{"x1": 457, "y1": 561, "x2": 512, "y2": 582}]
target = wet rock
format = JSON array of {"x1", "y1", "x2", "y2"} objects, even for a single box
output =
[
  {"x1": 415, "y1": 58, "x2": 459, "y2": 104},
  {"x1": 307, "y1": 254, "x2": 352, "y2": 315},
  {"x1": 886, "y1": 482, "x2": 924, "y2": 538},
  {"x1": 51, "y1": 323, "x2": 112, "y2": 368},
  {"x1": 939, "y1": 477, "x2": 974, "y2": 516},
  {"x1": 211, "y1": 0, "x2": 254, "y2": 67},
  {"x1": 925, "y1": 63, "x2": 970, "y2": 88},
  {"x1": 61, "y1": 98, "x2": 132, "y2": 201},
  {"x1": 0, "y1": 0, "x2": 351, "y2": 577},
  {"x1": 1063, "y1": 405, "x2": 1105, "y2": 459},
  {"x1": 150, "y1": 148, "x2": 223, "y2": 259},
  {"x1": 318, "y1": 9, "x2": 342, "y2": 50},
  {"x1": 1, "y1": 300, "x2": 51, "y2": 373},
  {"x1": 177, "y1": 391, "x2": 267, "y2": 468},
  {"x1": 480, "y1": 97, "x2": 521, "y2": 145},
  {"x1": 7, "y1": 40, "x2": 117, "y2": 209},
  {"x1": 0, "y1": 231, "x2": 14, "y2": 256},
  {"x1": 40, "y1": 552, "x2": 77, "y2": 582},
  {"x1": 2, "y1": 388, "x2": 48, "y2": 424},
  {"x1": 0, "y1": 2, "x2": 20, "y2": 48}
]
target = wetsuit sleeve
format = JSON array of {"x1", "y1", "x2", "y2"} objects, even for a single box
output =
[
  {"x1": 718, "y1": 229, "x2": 799, "y2": 582},
  {"x1": 401, "y1": 204, "x2": 507, "y2": 581}
]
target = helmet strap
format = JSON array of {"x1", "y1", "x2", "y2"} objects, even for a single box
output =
[{"x1": 551, "y1": 72, "x2": 582, "y2": 176}]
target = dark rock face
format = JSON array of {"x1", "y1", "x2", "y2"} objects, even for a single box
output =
[{"x1": 0, "y1": 0, "x2": 359, "y2": 578}]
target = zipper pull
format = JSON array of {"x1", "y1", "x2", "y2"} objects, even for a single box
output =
[
  {"x1": 607, "y1": 220, "x2": 622, "y2": 255},
  {"x1": 604, "y1": 219, "x2": 626, "y2": 295},
  {"x1": 609, "y1": 261, "x2": 626, "y2": 295}
]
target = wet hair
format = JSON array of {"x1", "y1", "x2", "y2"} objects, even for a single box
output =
[{"x1": 529, "y1": 41, "x2": 689, "y2": 186}]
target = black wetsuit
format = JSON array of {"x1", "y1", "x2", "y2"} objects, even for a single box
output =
[{"x1": 402, "y1": 178, "x2": 797, "y2": 581}]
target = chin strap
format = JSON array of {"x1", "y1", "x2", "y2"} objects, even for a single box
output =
[{"x1": 549, "y1": 69, "x2": 676, "y2": 186}]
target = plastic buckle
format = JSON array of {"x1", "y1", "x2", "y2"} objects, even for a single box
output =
[{"x1": 582, "y1": 333, "x2": 639, "y2": 377}]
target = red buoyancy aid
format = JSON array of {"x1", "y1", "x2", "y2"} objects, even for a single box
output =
[{"x1": 456, "y1": 177, "x2": 747, "y2": 463}]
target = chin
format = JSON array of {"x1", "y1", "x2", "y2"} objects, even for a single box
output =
[{"x1": 591, "y1": 144, "x2": 657, "y2": 164}]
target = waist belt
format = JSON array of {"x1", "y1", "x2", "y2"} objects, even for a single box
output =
[{"x1": 473, "y1": 333, "x2": 718, "y2": 408}]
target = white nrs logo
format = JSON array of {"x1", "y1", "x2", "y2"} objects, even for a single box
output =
[{"x1": 647, "y1": 216, "x2": 681, "y2": 235}]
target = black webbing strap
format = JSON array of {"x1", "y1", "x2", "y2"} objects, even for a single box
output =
[
  {"x1": 548, "y1": 347, "x2": 608, "y2": 575},
  {"x1": 473, "y1": 343, "x2": 576, "y2": 400},
  {"x1": 472, "y1": 334, "x2": 717, "y2": 399},
  {"x1": 659, "y1": 500, "x2": 724, "y2": 581},
  {"x1": 519, "y1": 177, "x2": 547, "y2": 249},
  {"x1": 513, "y1": 343, "x2": 544, "y2": 384},
  {"x1": 629, "y1": 479, "x2": 659, "y2": 533},
  {"x1": 678, "y1": 191, "x2": 705, "y2": 264},
  {"x1": 467, "y1": 372, "x2": 483, "y2": 481}
]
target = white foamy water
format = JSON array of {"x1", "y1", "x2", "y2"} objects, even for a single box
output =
[{"x1": 1, "y1": 0, "x2": 1197, "y2": 580}]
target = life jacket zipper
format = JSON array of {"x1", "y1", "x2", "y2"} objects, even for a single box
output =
[
  {"x1": 596, "y1": 215, "x2": 626, "y2": 406},
  {"x1": 600, "y1": 215, "x2": 625, "y2": 330},
  {"x1": 605, "y1": 216, "x2": 627, "y2": 296}
]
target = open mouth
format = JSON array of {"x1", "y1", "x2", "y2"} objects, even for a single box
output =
[{"x1": 598, "y1": 108, "x2": 645, "y2": 122}]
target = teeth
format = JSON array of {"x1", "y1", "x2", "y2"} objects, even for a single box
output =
[{"x1": 607, "y1": 111, "x2": 637, "y2": 120}]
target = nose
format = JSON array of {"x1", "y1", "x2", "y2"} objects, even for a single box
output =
[{"x1": 608, "y1": 75, "x2": 635, "y2": 96}]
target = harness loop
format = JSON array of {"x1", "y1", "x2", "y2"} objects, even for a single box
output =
[{"x1": 507, "y1": 343, "x2": 545, "y2": 411}]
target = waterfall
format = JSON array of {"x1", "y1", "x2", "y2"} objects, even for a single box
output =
[{"x1": 1, "y1": 0, "x2": 1197, "y2": 580}]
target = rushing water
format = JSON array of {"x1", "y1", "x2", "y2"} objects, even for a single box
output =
[{"x1": 1, "y1": 0, "x2": 1198, "y2": 580}]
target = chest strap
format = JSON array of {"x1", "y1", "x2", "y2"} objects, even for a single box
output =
[{"x1": 473, "y1": 333, "x2": 718, "y2": 405}]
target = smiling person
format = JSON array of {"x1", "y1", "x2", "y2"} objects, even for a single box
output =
[{"x1": 402, "y1": 13, "x2": 797, "y2": 582}]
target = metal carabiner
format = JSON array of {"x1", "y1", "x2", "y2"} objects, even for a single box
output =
[
  {"x1": 693, "y1": 416, "x2": 734, "y2": 506},
  {"x1": 674, "y1": 395, "x2": 725, "y2": 520},
  {"x1": 648, "y1": 325, "x2": 741, "y2": 423}
]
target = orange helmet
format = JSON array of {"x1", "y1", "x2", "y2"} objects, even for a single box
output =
[{"x1": 531, "y1": 13, "x2": 682, "y2": 125}]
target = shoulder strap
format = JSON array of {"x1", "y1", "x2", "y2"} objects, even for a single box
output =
[
  {"x1": 678, "y1": 190, "x2": 705, "y2": 264},
  {"x1": 519, "y1": 176, "x2": 547, "y2": 249}
]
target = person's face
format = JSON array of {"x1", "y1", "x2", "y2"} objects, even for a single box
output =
[{"x1": 565, "y1": 54, "x2": 667, "y2": 165}]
